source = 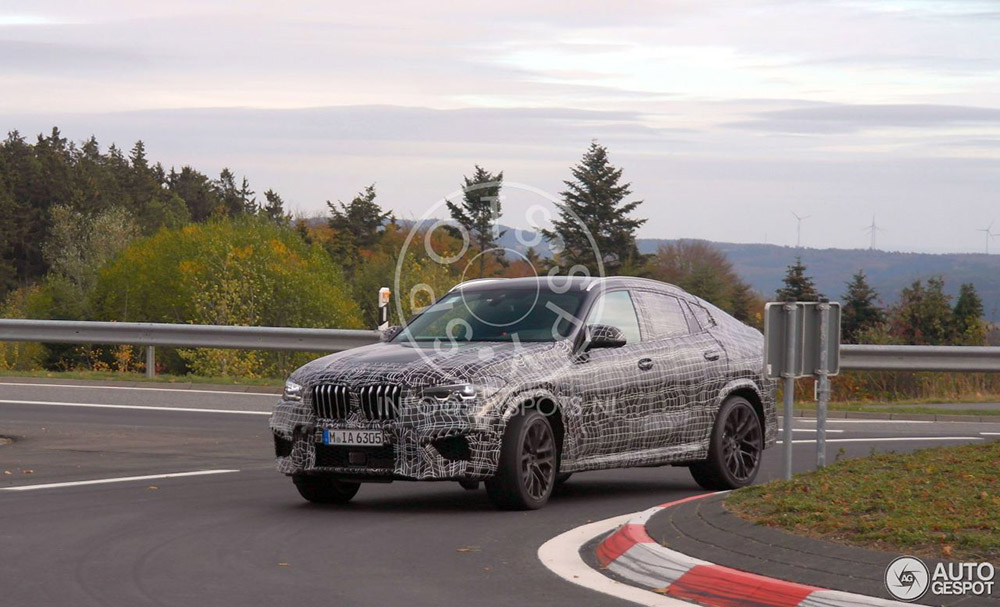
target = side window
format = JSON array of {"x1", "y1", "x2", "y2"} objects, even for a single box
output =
[
  {"x1": 633, "y1": 291, "x2": 690, "y2": 339},
  {"x1": 687, "y1": 301, "x2": 716, "y2": 331},
  {"x1": 586, "y1": 291, "x2": 642, "y2": 345}
]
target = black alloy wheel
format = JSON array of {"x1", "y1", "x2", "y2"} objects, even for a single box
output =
[
  {"x1": 486, "y1": 409, "x2": 557, "y2": 510},
  {"x1": 690, "y1": 396, "x2": 763, "y2": 490}
]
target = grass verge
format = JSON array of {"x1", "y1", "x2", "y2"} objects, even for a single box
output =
[
  {"x1": 726, "y1": 441, "x2": 1000, "y2": 563},
  {"x1": 0, "y1": 369, "x2": 283, "y2": 387}
]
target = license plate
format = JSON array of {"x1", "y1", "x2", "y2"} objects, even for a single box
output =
[{"x1": 321, "y1": 429, "x2": 386, "y2": 446}]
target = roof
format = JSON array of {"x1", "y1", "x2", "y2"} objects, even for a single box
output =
[{"x1": 451, "y1": 275, "x2": 687, "y2": 296}]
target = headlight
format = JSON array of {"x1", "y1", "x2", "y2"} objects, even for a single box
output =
[
  {"x1": 282, "y1": 380, "x2": 304, "y2": 402},
  {"x1": 421, "y1": 383, "x2": 498, "y2": 401}
]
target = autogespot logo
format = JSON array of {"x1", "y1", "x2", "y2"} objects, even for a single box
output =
[{"x1": 885, "y1": 556, "x2": 930, "y2": 602}]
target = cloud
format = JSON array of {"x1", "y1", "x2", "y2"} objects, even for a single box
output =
[{"x1": 728, "y1": 104, "x2": 1000, "y2": 133}]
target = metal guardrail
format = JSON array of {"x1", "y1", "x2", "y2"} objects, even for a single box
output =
[
  {"x1": 840, "y1": 344, "x2": 1000, "y2": 373},
  {"x1": 0, "y1": 319, "x2": 380, "y2": 351},
  {"x1": 0, "y1": 319, "x2": 380, "y2": 377},
  {"x1": 2, "y1": 319, "x2": 999, "y2": 375}
]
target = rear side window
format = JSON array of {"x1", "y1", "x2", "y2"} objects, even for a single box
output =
[
  {"x1": 585, "y1": 290, "x2": 642, "y2": 345},
  {"x1": 633, "y1": 291, "x2": 689, "y2": 339},
  {"x1": 687, "y1": 301, "x2": 716, "y2": 330}
]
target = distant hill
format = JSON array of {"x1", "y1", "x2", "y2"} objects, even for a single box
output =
[
  {"x1": 638, "y1": 239, "x2": 1000, "y2": 322},
  {"x1": 306, "y1": 216, "x2": 1000, "y2": 321}
]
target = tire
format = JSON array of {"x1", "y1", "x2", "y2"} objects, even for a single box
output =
[
  {"x1": 485, "y1": 409, "x2": 557, "y2": 510},
  {"x1": 292, "y1": 475, "x2": 361, "y2": 504},
  {"x1": 554, "y1": 472, "x2": 572, "y2": 486},
  {"x1": 690, "y1": 396, "x2": 763, "y2": 491}
]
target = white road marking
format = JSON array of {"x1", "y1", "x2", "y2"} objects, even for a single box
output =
[
  {"x1": 981, "y1": 432, "x2": 1000, "y2": 436},
  {"x1": 791, "y1": 428, "x2": 844, "y2": 433},
  {"x1": 787, "y1": 418, "x2": 932, "y2": 424},
  {"x1": 0, "y1": 469, "x2": 240, "y2": 492},
  {"x1": 0, "y1": 381, "x2": 277, "y2": 397},
  {"x1": 538, "y1": 513, "x2": 693, "y2": 607},
  {"x1": 0, "y1": 399, "x2": 271, "y2": 416},
  {"x1": 777, "y1": 436, "x2": 982, "y2": 445}
]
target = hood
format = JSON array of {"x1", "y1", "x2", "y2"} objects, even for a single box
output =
[{"x1": 291, "y1": 339, "x2": 573, "y2": 387}]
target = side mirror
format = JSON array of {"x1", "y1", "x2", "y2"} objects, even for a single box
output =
[
  {"x1": 586, "y1": 324, "x2": 627, "y2": 350},
  {"x1": 380, "y1": 325, "x2": 403, "y2": 342}
]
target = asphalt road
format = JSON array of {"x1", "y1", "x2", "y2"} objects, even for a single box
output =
[{"x1": 1, "y1": 380, "x2": 997, "y2": 607}]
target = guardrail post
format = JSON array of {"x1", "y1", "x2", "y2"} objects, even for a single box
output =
[
  {"x1": 146, "y1": 346, "x2": 155, "y2": 379},
  {"x1": 782, "y1": 301, "x2": 797, "y2": 481},
  {"x1": 816, "y1": 299, "x2": 830, "y2": 468}
]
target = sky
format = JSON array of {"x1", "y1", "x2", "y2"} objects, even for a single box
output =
[{"x1": 2, "y1": 0, "x2": 1000, "y2": 253}]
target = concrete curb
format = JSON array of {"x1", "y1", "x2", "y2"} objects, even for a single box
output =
[{"x1": 594, "y1": 493, "x2": 919, "y2": 607}]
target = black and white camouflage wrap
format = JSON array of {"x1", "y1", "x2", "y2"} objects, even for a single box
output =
[{"x1": 269, "y1": 277, "x2": 777, "y2": 482}]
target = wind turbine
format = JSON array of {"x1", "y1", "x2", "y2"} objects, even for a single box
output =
[
  {"x1": 792, "y1": 212, "x2": 810, "y2": 248},
  {"x1": 864, "y1": 214, "x2": 884, "y2": 250},
  {"x1": 977, "y1": 221, "x2": 996, "y2": 254}
]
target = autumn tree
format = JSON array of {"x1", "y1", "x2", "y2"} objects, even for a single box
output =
[
  {"x1": 890, "y1": 277, "x2": 953, "y2": 345},
  {"x1": 646, "y1": 240, "x2": 761, "y2": 324}
]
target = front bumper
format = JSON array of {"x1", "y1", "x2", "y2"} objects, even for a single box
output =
[{"x1": 269, "y1": 399, "x2": 501, "y2": 481}]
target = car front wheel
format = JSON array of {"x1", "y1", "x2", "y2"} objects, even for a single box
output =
[
  {"x1": 485, "y1": 409, "x2": 557, "y2": 510},
  {"x1": 292, "y1": 475, "x2": 361, "y2": 504},
  {"x1": 690, "y1": 396, "x2": 763, "y2": 490}
]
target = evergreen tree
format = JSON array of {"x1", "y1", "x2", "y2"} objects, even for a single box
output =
[
  {"x1": 841, "y1": 270, "x2": 884, "y2": 343},
  {"x1": 168, "y1": 166, "x2": 221, "y2": 222},
  {"x1": 327, "y1": 184, "x2": 393, "y2": 263},
  {"x1": 775, "y1": 257, "x2": 821, "y2": 301},
  {"x1": 543, "y1": 142, "x2": 646, "y2": 274},
  {"x1": 952, "y1": 282, "x2": 986, "y2": 345},
  {"x1": 446, "y1": 165, "x2": 506, "y2": 278},
  {"x1": 261, "y1": 189, "x2": 290, "y2": 226},
  {"x1": 891, "y1": 277, "x2": 953, "y2": 345}
]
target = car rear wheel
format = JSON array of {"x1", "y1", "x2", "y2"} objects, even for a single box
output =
[
  {"x1": 690, "y1": 396, "x2": 763, "y2": 490},
  {"x1": 293, "y1": 475, "x2": 361, "y2": 504},
  {"x1": 485, "y1": 409, "x2": 557, "y2": 510}
]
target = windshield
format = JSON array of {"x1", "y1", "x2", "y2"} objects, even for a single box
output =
[{"x1": 395, "y1": 287, "x2": 586, "y2": 343}]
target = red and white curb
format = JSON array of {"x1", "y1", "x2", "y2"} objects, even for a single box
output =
[{"x1": 594, "y1": 493, "x2": 921, "y2": 607}]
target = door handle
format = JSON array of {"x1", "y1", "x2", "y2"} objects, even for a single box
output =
[
  {"x1": 638, "y1": 358, "x2": 654, "y2": 371},
  {"x1": 703, "y1": 351, "x2": 721, "y2": 361}
]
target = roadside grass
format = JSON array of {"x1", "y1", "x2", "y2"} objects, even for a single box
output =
[
  {"x1": 0, "y1": 369, "x2": 283, "y2": 387},
  {"x1": 726, "y1": 441, "x2": 1000, "y2": 563}
]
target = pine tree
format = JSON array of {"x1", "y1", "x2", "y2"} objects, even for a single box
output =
[
  {"x1": 543, "y1": 142, "x2": 646, "y2": 275},
  {"x1": 775, "y1": 257, "x2": 821, "y2": 301},
  {"x1": 446, "y1": 165, "x2": 505, "y2": 278},
  {"x1": 261, "y1": 189, "x2": 290, "y2": 225},
  {"x1": 328, "y1": 184, "x2": 393, "y2": 260},
  {"x1": 841, "y1": 270, "x2": 884, "y2": 343},
  {"x1": 952, "y1": 283, "x2": 986, "y2": 345}
]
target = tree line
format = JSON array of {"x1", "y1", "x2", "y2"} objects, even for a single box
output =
[
  {"x1": 775, "y1": 257, "x2": 988, "y2": 346},
  {"x1": 0, "y1": 127, "x2": 991, "y2": 377}
]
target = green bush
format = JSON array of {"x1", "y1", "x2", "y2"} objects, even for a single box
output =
[{"x1": 92, "y1": 217, "x2": 363, "y2": 377}]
